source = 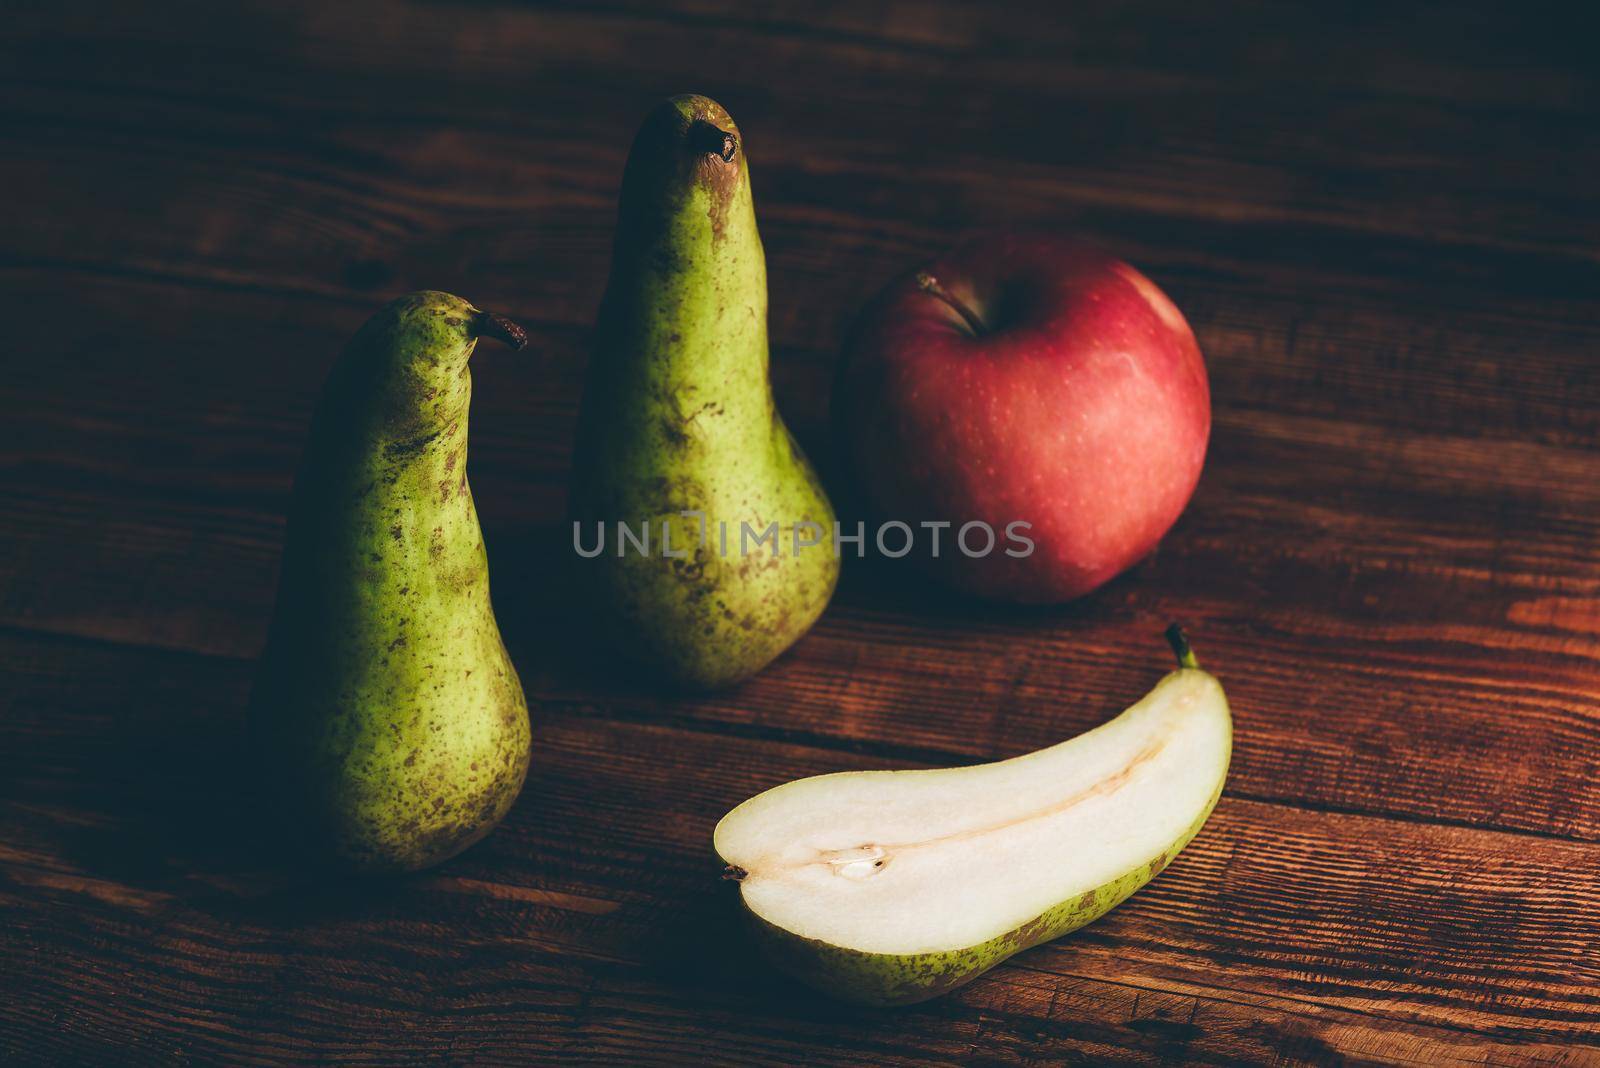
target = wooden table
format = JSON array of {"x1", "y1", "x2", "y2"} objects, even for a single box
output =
[{"x1": 4, "y1": 3, "x2": 1598, "y2": 1064}]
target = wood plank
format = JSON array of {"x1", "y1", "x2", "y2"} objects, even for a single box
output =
[
  {"x1": 9, "y1": 78, "x2": 1599, "y2": 304},
  {"x1": 3, "y1": 630, "x2": 1597, "y2": 1063},
  {"x1": 4, "y1": 0, "x2": 1599, "y2": 1059},
  {"x1": 1, "y1": 273, "x2": 1597, "y2": 845},
  {"x1": 4, "y1": 88, "x2": 1598, "y2": 450},
  {"x1": 8, "y1": 1, "x2": 1597, "y2": 430},
  {"x1": 6, "y1": 0, "x2": 1598, "y2": 465}
]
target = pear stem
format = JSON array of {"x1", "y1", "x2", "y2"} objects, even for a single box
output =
[
  {"x1": 1166, "y1": 624, "x2": 1199, "y2": 670},
  {"x1": 688, "y1": 120, "x2": 738, "y2": 162},
  {"x1": 474, "y1": 311, "x2": 528, "y2": 350},
  {"x1": 916, "y1": 271, "x2": 986, "y2": 335}
]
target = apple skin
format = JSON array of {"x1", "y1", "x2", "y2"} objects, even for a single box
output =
[{"x1": 834, "y1": 234, "x2": 1210, "y2": 603}]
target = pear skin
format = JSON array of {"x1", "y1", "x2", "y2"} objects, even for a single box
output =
[
  {"x1": 740, "y1": 789, "x2": 1223, "y2": 1006},
  {"x1": 252, "y1": 292, "x2": 532, "y2": 873},
  {"x1": 570, "y1": 94, "x2": 838, "y2": 690},
  {"x1": 715, "y1": 629, "x2": 1231, "y2": 1005}
]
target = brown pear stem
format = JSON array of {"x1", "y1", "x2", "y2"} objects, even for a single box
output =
[
  {"x1": 474, "y1": 311, "x2": 528, "y2": 350},
  {"x1": 916, "y1": 271, "x2": 985, "y2": 335},
  {"x1": 1166, "y1": 624, "x2": 1199, "y2": 670}
]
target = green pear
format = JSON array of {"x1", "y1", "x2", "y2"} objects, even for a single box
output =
[
  {"x1": 252, "y1": 292, "x2": 532, "y2": 873},
  {"x1": 715, "y1": 627, "x2": 1232, "y2": 1006},
  {"x1": 569, "y1": 94, "x2": 838, "y2": 690}
]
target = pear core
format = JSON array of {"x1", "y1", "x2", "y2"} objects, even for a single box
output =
[{"x1": 714, "y1": 668, "x2": 1230, "y2": 957}]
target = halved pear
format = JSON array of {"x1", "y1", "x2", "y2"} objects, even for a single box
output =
[{"x1": 714, "y1": 627, "x2": 1231, "y2": 1006}]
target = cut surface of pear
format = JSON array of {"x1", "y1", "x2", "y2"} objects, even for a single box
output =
[{"x1": 714, "y1": 629, "x2": 1231, "y2": 1005}]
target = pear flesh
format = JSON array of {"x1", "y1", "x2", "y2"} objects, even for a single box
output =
[
  {"x1": 714, "y1": 632, "x2": 1231, "y2": 1005},
  {"x1": 252, "y1": 292, "x2": 532, "y2": 874}
]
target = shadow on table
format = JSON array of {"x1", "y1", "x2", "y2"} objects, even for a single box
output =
[
  {"x1": 484, "y1": 504, "x2": 1143, "y2": 705},
  {"x1": 630, "y1": 884, "x2": 902, "y2": 1023},
  {"x1": 23, "y1": 657, "x2": 427, "y2": 926}
]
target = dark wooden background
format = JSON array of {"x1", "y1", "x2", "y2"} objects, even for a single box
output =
[{"x1": 4, "y1": 2, "x2": 1599, "y2": 1064}]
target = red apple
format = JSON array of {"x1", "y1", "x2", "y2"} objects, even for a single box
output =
[{"x1": 834, "y1": 233, "x2": 1210, "y2": 603}]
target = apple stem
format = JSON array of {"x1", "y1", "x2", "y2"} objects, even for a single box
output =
[
  {"x1": 1165, "y1": 624, "x2": 1199, "y2": 670},
  {"x1": 916, "y1": 271, "x2": 986, "y2": 336},
  {"x1": 722, "y1": 865, "x2": 748, "y2": 882}
]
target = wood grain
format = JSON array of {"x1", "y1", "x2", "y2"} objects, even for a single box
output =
[
  {"x1": 2, "y1": 0, "x2": 1598, "y2": 1063},
  {"x1": 4, "y1": 632, "x2": 1598, "y2": 1064}
]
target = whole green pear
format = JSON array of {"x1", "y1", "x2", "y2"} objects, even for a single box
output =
[
  {"x1": 252, "y1": 292, "x2": 532, "y2": 873},
  {"x1": 570, "y1": 94, "x2": 838, "y2": 689}
]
